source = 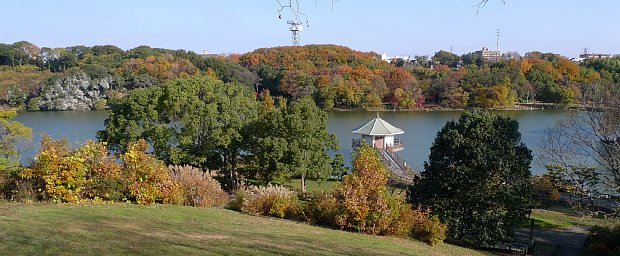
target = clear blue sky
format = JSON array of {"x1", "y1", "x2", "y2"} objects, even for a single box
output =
[{"x1": 2, "y1": 0, "x2": 618, "y2": 58}]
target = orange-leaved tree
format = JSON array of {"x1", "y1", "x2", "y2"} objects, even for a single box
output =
[{"x1": 336, "y1": 143, "x2": 391, "y2": 234}]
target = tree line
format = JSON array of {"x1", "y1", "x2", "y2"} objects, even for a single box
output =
[{"x1": 2, "y1": 41, "x2": 619, "y2": 110}]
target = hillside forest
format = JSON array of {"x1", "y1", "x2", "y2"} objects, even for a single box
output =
[{"x1": 1, "y1": 41, "x2": 619, "y2": 110}]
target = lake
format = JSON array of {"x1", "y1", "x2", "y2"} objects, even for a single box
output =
[{"x1": 13, "y1": 110, "x2": 569, "y2": 175}]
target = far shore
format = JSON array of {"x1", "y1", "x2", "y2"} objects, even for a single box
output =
[
  {"x1": 330, "y1": 102, "x2": 583, "y2": 112},
  {"x1": 4, "y1": 102, "x2": 585, "y2": 113}
]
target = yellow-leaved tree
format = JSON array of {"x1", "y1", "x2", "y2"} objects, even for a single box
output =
[{"x1": 120, "y1": 139, "x2": 181, "y2": 205}]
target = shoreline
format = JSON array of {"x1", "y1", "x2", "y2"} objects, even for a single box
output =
[
  {"x1": 329, "y1": 103, "x2": 581, "y2": 112},
  {"x1": 4, "y1": 102, "x2": 583, "y2": 113}
]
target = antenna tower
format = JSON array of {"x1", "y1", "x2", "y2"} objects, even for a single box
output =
[
  {"x1": 278, "y1": 0, "x2": 308, "y2": 46},
  {"x1": 288, "y1": 20, "x2": 303, "y2": 46},
  {"x1": 495, "y1": 28, "x2": 501, "y2": 52}
]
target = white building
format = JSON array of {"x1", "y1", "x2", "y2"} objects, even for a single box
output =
[
  {"x1": 381, "y1": 53, "x2": 411, "y2": 63},
  {"x1": 475, "y1": 47, "x2": 501, "y2": 62},
  {"x1": 352, "y1": 114, "x2": 404, "y2": 152}
]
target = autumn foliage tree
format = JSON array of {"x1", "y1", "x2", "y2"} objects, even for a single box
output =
[
  {"x1": 532, "y1": 175, "x2": 560, "y2": 209},
  {"x1": 335, "y1": 143, "x2": 448, "y2": 244},
  {"x1": 18, "y1": 135, "x2": 87, "y2": 203},
  {"x1": 120, "y1": 139, "x2": 181, "y2": 205},
  {"x1": 16, "y1": 137, "x2": 181, "y2": 204},
  {"x1": 336, "y1": 143, "x2": 394, "y2": 234}
]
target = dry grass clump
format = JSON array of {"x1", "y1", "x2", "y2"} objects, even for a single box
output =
[
  {"x1": 238, "y1": 184, "x2": 299, "y2": 219},
  {"x1": 168, "y1": 165, "x2": 228, "y2": 207}
]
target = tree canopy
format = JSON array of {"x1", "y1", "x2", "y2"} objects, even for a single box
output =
[
  {"x1": 0, "y1": 110, "x2": 32, "y2": 172},
  {"x1": 249, "y1": 96, "x2": 337, "y2": 192},
  {"x1": 98, "y1": 76, "x2": 259, "y2": 190},
  {"x1": 99, "y1": 76, "x2": 339, "y2": 191}
]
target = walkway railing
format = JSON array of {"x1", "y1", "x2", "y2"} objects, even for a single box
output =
[
  {"x1": 351, "y1": 139, "x2": 418, "y2": 186},
  {"x1": 386, "y1": 138, "x2": 404, "y2": 152},
  {"x1": 378, "y1": 149, "x2": 417, "y2": 185}
]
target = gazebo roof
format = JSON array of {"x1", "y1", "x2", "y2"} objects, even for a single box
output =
[{"x1": 352, "y1": 114, "x2": 404, "y2": 136}]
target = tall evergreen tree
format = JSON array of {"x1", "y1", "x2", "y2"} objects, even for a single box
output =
[{"x1": 408, "y1": 109, "x2": 533, "y2": 244}]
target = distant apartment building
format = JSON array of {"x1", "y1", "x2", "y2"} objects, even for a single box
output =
[
  {"x1": 579, "y1": 53, "x2": 613, "y2": 59},
  {"x1": 476, "y1": 47, "x2": 502, "y2": 62},
  {"x1": 475, "y1": 47, "x2": 501, "y2": 62},
  {"x1": 199, "y1": 50, "x2": 224, "y2": 58},
  {"x1": 381, "y1": 53, "x2": 410, "y2": 63}
]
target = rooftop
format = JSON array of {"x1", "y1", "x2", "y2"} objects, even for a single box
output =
[{"x1": 352, "y1": 114, "x2": 404, "y2": 136}]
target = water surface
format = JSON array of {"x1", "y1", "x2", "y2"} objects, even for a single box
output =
[
  {"x1": 14, "y1": 110, "x2": 568, "y2": 175},
  {"x1": 327, "y1": 110, "x2": 569, "y2": 175}
]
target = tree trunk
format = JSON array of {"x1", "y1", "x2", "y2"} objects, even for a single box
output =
[
  {"x1": 231, "y1": 154, "x2": 238, "y2": 191},
  {"x1": 301, "y1": 173, "x2": 306, "y2": 193},
  {"x1": 225, "y1": 154, "x2": 235, "y2": 192}
]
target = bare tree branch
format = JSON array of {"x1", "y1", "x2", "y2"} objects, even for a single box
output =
[
  {"x1": 474, "y1": 0, "x2": 506, "y2": 14},
  {"x1": 539, "y1": 87, "x2": 620, "y2": 215},
  {"x1": 277, "y1": 0, "x2": 309, "y2": 23}
]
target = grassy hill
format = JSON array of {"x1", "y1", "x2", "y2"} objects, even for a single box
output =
[{"x1": 0, "y1": 202, "x2": 484, "y2": 255}]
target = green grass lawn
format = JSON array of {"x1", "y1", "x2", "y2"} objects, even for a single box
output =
[
  {"x1": 529, "y1": 205, "x2": 620, "y2": 229},
  {"x1": 0, "y1": 202, "x2": 485, "y2": 256}
]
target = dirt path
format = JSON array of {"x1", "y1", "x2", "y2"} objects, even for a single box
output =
[{"x1": 514, "y1": 226, "x2": 590, "y2": 256}]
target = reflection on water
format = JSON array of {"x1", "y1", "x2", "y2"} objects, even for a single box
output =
[
  {"x1": 327, "y1": 110, "x2": 570, "y2": 175},
  {"x1": 14, "y1": 110, "x2": 570, "y2": 175}
]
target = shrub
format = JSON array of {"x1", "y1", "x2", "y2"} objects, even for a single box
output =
[
  {"x1": 16, "y1": 138, "x2": 128, "y2": 203},
  {"x1": 11, "y1": 138, "x2": 187, "y2": 205},
  {"x1": 77, "y1": 141, "x2": 124, "y2": 201},
  {"x1": 305, "y1": 193, "x2": 342, "y2": 228},
  {"x1": 532, "y1": 175, "x2": 560, "y2": 209},
  {"x1": 18, "y1": 136, "x2": 87, "y2": 203},
  {"x1": 120, "y1": 140, "x2": 182, "y2": 205},
  {"x1": 27, "y1": 97, "x2": 41, "y2": 111},
  {"x1": 383, "y1": 196, "x2": 415, "y2": 237},
  {"x1": 227, "y1": 189, "x2": 247, "y2": 212},
  {"x1": 240, "y1": 184, "x2": 299, "y2": 219},
  {"x1": 0, "y1": 163, "x2": 8, "y2": 199},
  {"x1": 168, "y1": 165, "x2": 228, "y2": 207},
  {"x1": 93, "y1": 99, "x2": 107, "y2": 110},
  {"x1": 409, "y1": 208, "x2": 448, "y2": 246},
  {"x1": 583, "y1": 225, "x2": 620, "y2": 256},
  {"x1": 1, "y1": 171, "x2": 37, "y2": 202},
  {"x1": 330, "y1": 143, "x2": 447, "y2": 244}
]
